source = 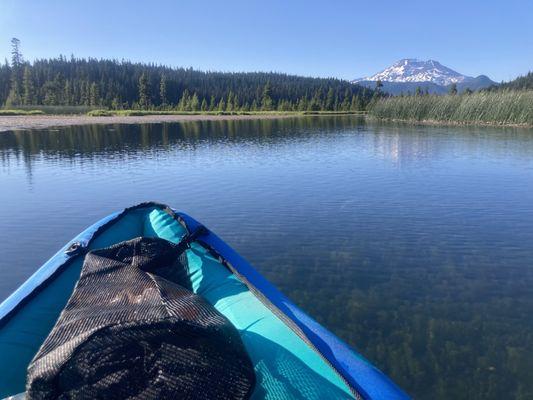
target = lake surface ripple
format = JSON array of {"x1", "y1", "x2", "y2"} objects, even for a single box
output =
[{"x1": 1, "y1": 116, "x2": 532, "y2": 399}]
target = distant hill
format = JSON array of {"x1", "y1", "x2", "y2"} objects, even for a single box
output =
[
  {"x1": 0, "y1": 57, "x2": 373, "y2": 111},
  {"x1": 492, "y1": 72, "x2": 533, "y2": 91},
  {"x1": 456, "y1": 75, "x2": 495, "y2": 92},
  {"x1": 0, "y1": 39, "x2": 373, "y2": 111},
  {"x1": 353, "y1": 59, "x2": 496, "y2": 95}
]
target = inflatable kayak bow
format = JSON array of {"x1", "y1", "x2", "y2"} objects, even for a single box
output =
[{"x1": 0, "y1": 202, "x2": 410, "y2": 400}]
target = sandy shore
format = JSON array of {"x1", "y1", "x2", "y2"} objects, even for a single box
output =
[{"x1": 0, "y1": 113, "x2": 305, "y2": 133}]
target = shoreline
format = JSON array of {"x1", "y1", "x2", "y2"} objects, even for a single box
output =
[
  {"x1": 1, "y1": 113, "x2": 530, "y2": 133},
  {"x1": 0, "y1": 113, "x2": 353, "y2": 133}
]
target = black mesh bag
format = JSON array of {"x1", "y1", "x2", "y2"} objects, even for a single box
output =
[{"x1": 26, "y1": 237, "x2": 255, "y2": 400}]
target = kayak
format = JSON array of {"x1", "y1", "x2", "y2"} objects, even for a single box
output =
[{"x1": 0, "y1": 202, "x2": 409, "y2": 400}]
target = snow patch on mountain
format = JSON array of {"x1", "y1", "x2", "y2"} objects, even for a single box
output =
[{"x1": 354, "y1": 59, "x2": 469, "y2": 86}]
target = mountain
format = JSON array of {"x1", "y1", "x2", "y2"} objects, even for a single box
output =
[
  {"x1": 357, "y1": 59, "x2": 466, "y2": 86},
  {"x1": 353, "y1": 59, "x2": 496, "y2": 95}
]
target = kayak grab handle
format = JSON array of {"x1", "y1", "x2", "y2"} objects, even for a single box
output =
[
  {"x1": 175, "y1": 225, "x2": 208, "y2": 254},
  {"x1": 65, "y1": 241, "x2": 87, "y2": 256}
]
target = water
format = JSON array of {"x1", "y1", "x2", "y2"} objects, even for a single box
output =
[{"x1": 1, "y1": 116, "x2": 532, "y2": 399}]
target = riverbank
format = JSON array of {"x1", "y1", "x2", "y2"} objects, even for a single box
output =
[{"x1": 0, "y1": 111, "x2": 360, "y2": 132}]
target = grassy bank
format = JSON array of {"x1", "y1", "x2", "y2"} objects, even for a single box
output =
[
  {"x1": 0, "y1": 109, "x2": 45, "y2": 116},
  {"x1": 2, "y1": 105, "x2": 97, "y2": 115},
  {"x1": 86, "y1": 109, "x2": 365, "y2": 117},
  {"x1": 368, "y1": 90, "x2": 533, "y2": 126}
]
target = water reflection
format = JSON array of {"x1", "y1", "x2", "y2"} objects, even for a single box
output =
[
  {"x1": 0, "y1": 117, "x2": 532, "y2": 399},
  {"x1": 0, "y1": 117, "x2": 362, "y2": 158}
]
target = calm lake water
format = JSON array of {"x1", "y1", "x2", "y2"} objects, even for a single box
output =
[{"x1": 1, "y1": 116, "x2": 532, "y2": 399}]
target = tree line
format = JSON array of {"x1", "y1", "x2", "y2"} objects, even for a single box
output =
[
  {"x1": 489, "y1": 72, "x2": 533, "y2": 91},
  {"x1": 1, "y1": 38, "x2": 373, "y2": 112}
]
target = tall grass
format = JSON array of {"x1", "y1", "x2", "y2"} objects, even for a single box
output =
[{"x1": 368, "y1": 90, "x2": 533, "y2": 126}]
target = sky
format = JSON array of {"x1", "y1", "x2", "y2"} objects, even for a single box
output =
[{"x1": 0, "y1": 0, "x2": 531, "y2": 83}]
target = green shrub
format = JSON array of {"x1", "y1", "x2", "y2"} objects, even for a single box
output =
[{"x1": 87, "y1": 109, "x2": 113, "y2": 116}]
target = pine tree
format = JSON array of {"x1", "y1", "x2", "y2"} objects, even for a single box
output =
[
  {"x1": 342, "y1": 89, "x2": 351, "y2": 111},
  {"x1": 350, "y1": 95, "x2": 359, "y2": 111},
  {"x1": 449, "y1": 83, "x2": 458, "y2": 95},
  {"x1": 190, "y1": 92, "x2": 200, "y2": 111},
  {"x1": 111, "y1": 98, "x2": 121, "y2": 109},
  {"x1": 178, "y1": 89, "x2": 190, "y2": 111},
  {"x1": 64, "y1": 79, "x2": 72, "y2": 106},
  {"x1": 138, "y1": 72, "x2": 150, "y2": 108},
  {"x1": 278, "y1": 99, "x2": 293, "y2": 111},
  {"x1": 310, "y1": 90, "x2": 322, "y2": 111},
  {"x1": 6, "y1": 38, "x2": 23, "y2": 106},
  {"x1": 159, "y1": 74, "x2": 167, "y2": 107},
  {"x1": 261, "y1": 82, "x2": 273, "y2": 111},
  {"x1": 22, "y1": 65, "x2": 35, "y2": 105},
  {"x1": 81, "y1": 81, "x2": 90, "y2": 106},
  {"x1": 89, "y1": 82, "x2": 100, "y2": 106},
  {"x1": 200, "y1": 98, "x2": 208, "y2": 111},
  {"x1": 43, "y1": 81, "x2": 57, "y2": 105},
  {"x1": 226, "y1": 91, "x2": 234, "y2": 111},
  {"x1": 325, "y1": 87, "x2": 335, "y2": 110},
  {"x1": 297, "y1": 97, "x2": 308, "y2": 111}
]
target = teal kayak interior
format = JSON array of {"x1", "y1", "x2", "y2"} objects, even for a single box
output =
[{"x1": 0, "y1": 203, "x2": 409, "y2": 399}]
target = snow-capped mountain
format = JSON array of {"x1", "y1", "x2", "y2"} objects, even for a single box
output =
[
  {"x1": 353, "y1": 59, "x2": 496, "y2": 95},
  {"x1": 354, "y1": 59, "x2": 468, "y2": 86}
]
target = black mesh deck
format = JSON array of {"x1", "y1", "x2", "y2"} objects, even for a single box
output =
[{"x1": 26, "y1": 237, "x2": 255, "y2": 400}]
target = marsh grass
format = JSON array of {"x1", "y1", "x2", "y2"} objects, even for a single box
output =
[
  {"x1": 0, "y1": 109, "x2": 45, "y2": 116},
  {"x1": 5, "y1": 105, "x2": 97, "y2": 115},
  {"x1": 368, "y1": 90, "x2": 533, "y2": 126}
]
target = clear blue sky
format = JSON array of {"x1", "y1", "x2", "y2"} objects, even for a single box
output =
[{"x1": 0, "y1": 0, "x2": 531, "y2": 82}]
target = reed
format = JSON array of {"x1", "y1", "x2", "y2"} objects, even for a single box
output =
[{"x1": 368, "y1": 90, "x2": 533, "y2": 126}]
